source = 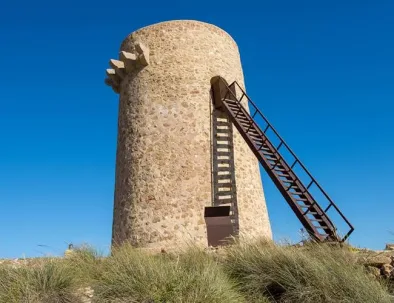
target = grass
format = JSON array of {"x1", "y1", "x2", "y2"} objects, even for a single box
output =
[
  {"x1": 224, "y1": 239, "x2": 393, "y2": 303},
  {"x1": 93, "y1": 244, "x2": 244, "y2": 303},
  {"x1": 0, "y1": 240, "x2": 392, "y2": 303},
  {"x1": 0, "y1": 259, "x2": 83, "y2": 303}
]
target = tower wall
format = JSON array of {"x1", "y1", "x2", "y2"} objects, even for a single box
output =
[{"x1": 109, "y1": 20, "x2": 272, "y2": 250}]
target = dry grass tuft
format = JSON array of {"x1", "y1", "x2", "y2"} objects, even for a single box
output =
[{"x1": 223, "y1": 239, "x2": 392, "y2": 303}]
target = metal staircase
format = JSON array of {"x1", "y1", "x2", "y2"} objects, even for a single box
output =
[{"x1": 211, "y1": 77, "x2": 354, "y2": 242}]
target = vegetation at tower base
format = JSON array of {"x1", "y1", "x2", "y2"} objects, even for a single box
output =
[
  {"x1": 224, "y1": 239, "x2": 393, "y2": 303},
  {"x1": 92, "y1": 244, "x2": 243, "y2": 303},
  {"x1": 0, "y1": 241, "x2": 393, "y2": 303},
  {"x1": 0, "y1": 258, "x2": 83, "y2": 303}
]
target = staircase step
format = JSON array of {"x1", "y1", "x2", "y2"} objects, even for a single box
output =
[
  {"x1": 247, "y1": 128, "x2": 260, "y2": 134},
  {"x1": 262, "y1": 151, "x2": 275, "y2": 156},
  {"x1": 310, "y1": 218, "x2": 324, "y2": 223},
  {"x1": 286, "y1": 184, "x2": 298, "y2": 189},
  {"x1": 265, "y1": 156, "x2": 278, "y2": 161},
  {"x1": 216, "y1": 191, "x2": 235, "y2": 197},
  {"x1": 217, "y1": 174, "x2": 232, "y2": 180},
  {"x1": 251, "y1": 137, "x2": 265, "y2": 143},
  {"x1": 217, "y1": 159, "x2": 231, "y2": 164},
  {"x1": 295, "y1": 197, "x2": 308, "y2": 202},
  {"x1": 257, "y1": 145, "x2": 271, "y2": 151},
  {"x1": 289, "y1": 191, "x2": 304, "y2": 196},
  {"x1": 282, "y1": 179, "x2": 295, "y2": 184},
  {"x1": 216, "y1": 167, "x2": 232, "y2": 172},
  {"x1": 227, "y1": 105, "x2": 239, "y2": 110},
  {"x1": 273, "y1": 167, "x2": 287, "y2": 172},
  {"x1": 216, "y1": 133, "x2": 230, "y2": 138},
  {"x1": 217, "y1": 190, "x2": 234, "y2": 195},
  {"x1": 276, "y1": 172, "x2": 291, "y2": 178},
  {"x1": 247, "y1": 128, "x2": 260, "y2": 133},
  {"x1": 215, "y1": 198, "x2": 234, "y2": 204},
  {"x1": 216, "y1": 143, "x2": 232, "y2": 148},
  {"x1": 218, "y1": 181, "x2": 232, "y2": 186},
  {"x1": 263, "y1": 154, "x2": 277, "y2": 160},
  {"x1": 214, "y1": 150, "x2": 232, "y2": 158},
  {"x1": 249, "y1": 134, "x2": 262, "y2": 140},
  {"x1": 215, "y1": 122, "x2": 231, "y2": 127},
  {"x1": 232, "y1": 108, "x2": 245, "y2": 114},
  {"x1": 237, "y1": 118, "x2": 251, "y2": 124}
]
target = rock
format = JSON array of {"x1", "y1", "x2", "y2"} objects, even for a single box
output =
[
  {"x1": 366, "y1": 266, "x2": 381, "y2": 278},
  {"x1": 109, "y1": 59, "x2": 126, "y2": 79},
  {"x1": 360, "y1": 253, "x2": 392, "y2": 267},
  {"x1": 135, "y1": 42, "x2": 150, "y2": 66},
  {"x1": 381, "y1": 264, "x2": 394, "y2": 278},
  {"x1": 77, "y1": 286, "x2": 94, "y2": 303},
  {"x1": 119, "y1": 51, "x2": 138, "y2": 72},
  {"x1": 385, "y1": 243, "x2": 394, "y2": 251}
]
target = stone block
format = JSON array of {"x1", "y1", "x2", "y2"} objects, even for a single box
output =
[
  {"x1": 135, "y1": 42, "x2": 150, "y2": 66},
  {"x1": 119, "y1": 51, "x2": 138, "y2": 72},
  {"x1": 109, "y1": 59, "x2": 125, "y2": 79},
  {"x1": 106, "y1": 68, "x2": 118, "y2": 83},
  {"x1": 381, "y1": 263, "x2": 394, "y2": 277},
  {"x1": 385, "y1": 243, "x2": 394, "y2": 251},
  {"x1": 361, "y1": 253, "x2": 392, "y2": 267}
]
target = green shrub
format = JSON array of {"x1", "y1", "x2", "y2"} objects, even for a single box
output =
[
  {"x1": 64, "y1": 244, "x2": 104, "y2": 284},
  {"x1": 0, "y1": 259, "x2": 82, "y2": 303},
  {"x1": 93, "y1": 244, "x2": 244, "y2": 303},
  {"x1": 223, "y1": 239, "x2": 392, "y2": 303}
]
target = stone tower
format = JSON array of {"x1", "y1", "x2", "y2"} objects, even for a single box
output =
[{"x1": 105, "y1": 20, "x2": 272, "y2": 250}]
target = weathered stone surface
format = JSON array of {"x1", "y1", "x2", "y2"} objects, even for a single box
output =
[
  {"x1": 106, "y1": 68, "x2": 120, "y2": 85},
  {"x1": 119, "y1": 51, "x2": 138, "y2": 72},
  {"x1": 135, "y1": 41, "x2": 150, "y2": 66},
  {"x1": 360, "y1": 254, "x2": 392, "y2": 267},
  {"x1": 109, "y1": 59, "x2": 124, "y2": 69},
  {"x1": 77, "y1": 287, "x2": 94, "y2": 303},
  {"x1": 366, "y1": 265, "x2": 381, "y2": 278},
  {"x1": 381, "y1": 264, "x2": 394, "y2": 277},
  {"x1": 386, "y1": 243, "x2": 394, "y2": 251},
  {"x1": 109, "y1": 59, "x2": 125, "y2": 79},
  {"x1": 111, "y1": 20, "x2": 272, "y2": 250}
]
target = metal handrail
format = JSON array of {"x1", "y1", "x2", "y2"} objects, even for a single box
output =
[{"x1": 219, "y1": 77, "x2": 354, "y2": 242}]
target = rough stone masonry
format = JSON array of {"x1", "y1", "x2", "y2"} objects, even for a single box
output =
[{"x1": 105, "y1": 20, "x2": 272, "y2": 251}]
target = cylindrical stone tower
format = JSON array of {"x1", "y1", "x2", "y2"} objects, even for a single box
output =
[{"x1": 105, "y1": 20, "x2": 272, "y2": 250}]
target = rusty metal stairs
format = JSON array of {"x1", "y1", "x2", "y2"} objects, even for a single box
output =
[{"x1": 211, "y1": 77, "x2": 354, "y2": 242}]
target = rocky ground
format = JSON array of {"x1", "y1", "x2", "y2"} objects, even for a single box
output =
[{"x1": 355, "y1": 243, "x2": 394, "y2": 280}]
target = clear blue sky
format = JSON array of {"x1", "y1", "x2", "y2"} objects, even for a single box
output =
[{"x1": 1, "y1": 0, "x2": 393, "y2": 258}]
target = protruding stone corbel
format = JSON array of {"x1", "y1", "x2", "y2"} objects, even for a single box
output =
[
  {"x1": 105, "y1": 69, "x2": 121, "y2": 94},
  {"x1": 120, "y1": 51, "x2": 138, "y2": 72},
  {"x1": 109, "y1": 59, "x2": 125, "y2": 79},
  {"x1": 135, "y1": 42, "x2": 150, "y2": 66},
  {"x1": 106, "y1": 68, "x2": 120, "y2": 84},
  {"x1": 105, "y1": 41, "x2": 150, "y2": 94}
]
